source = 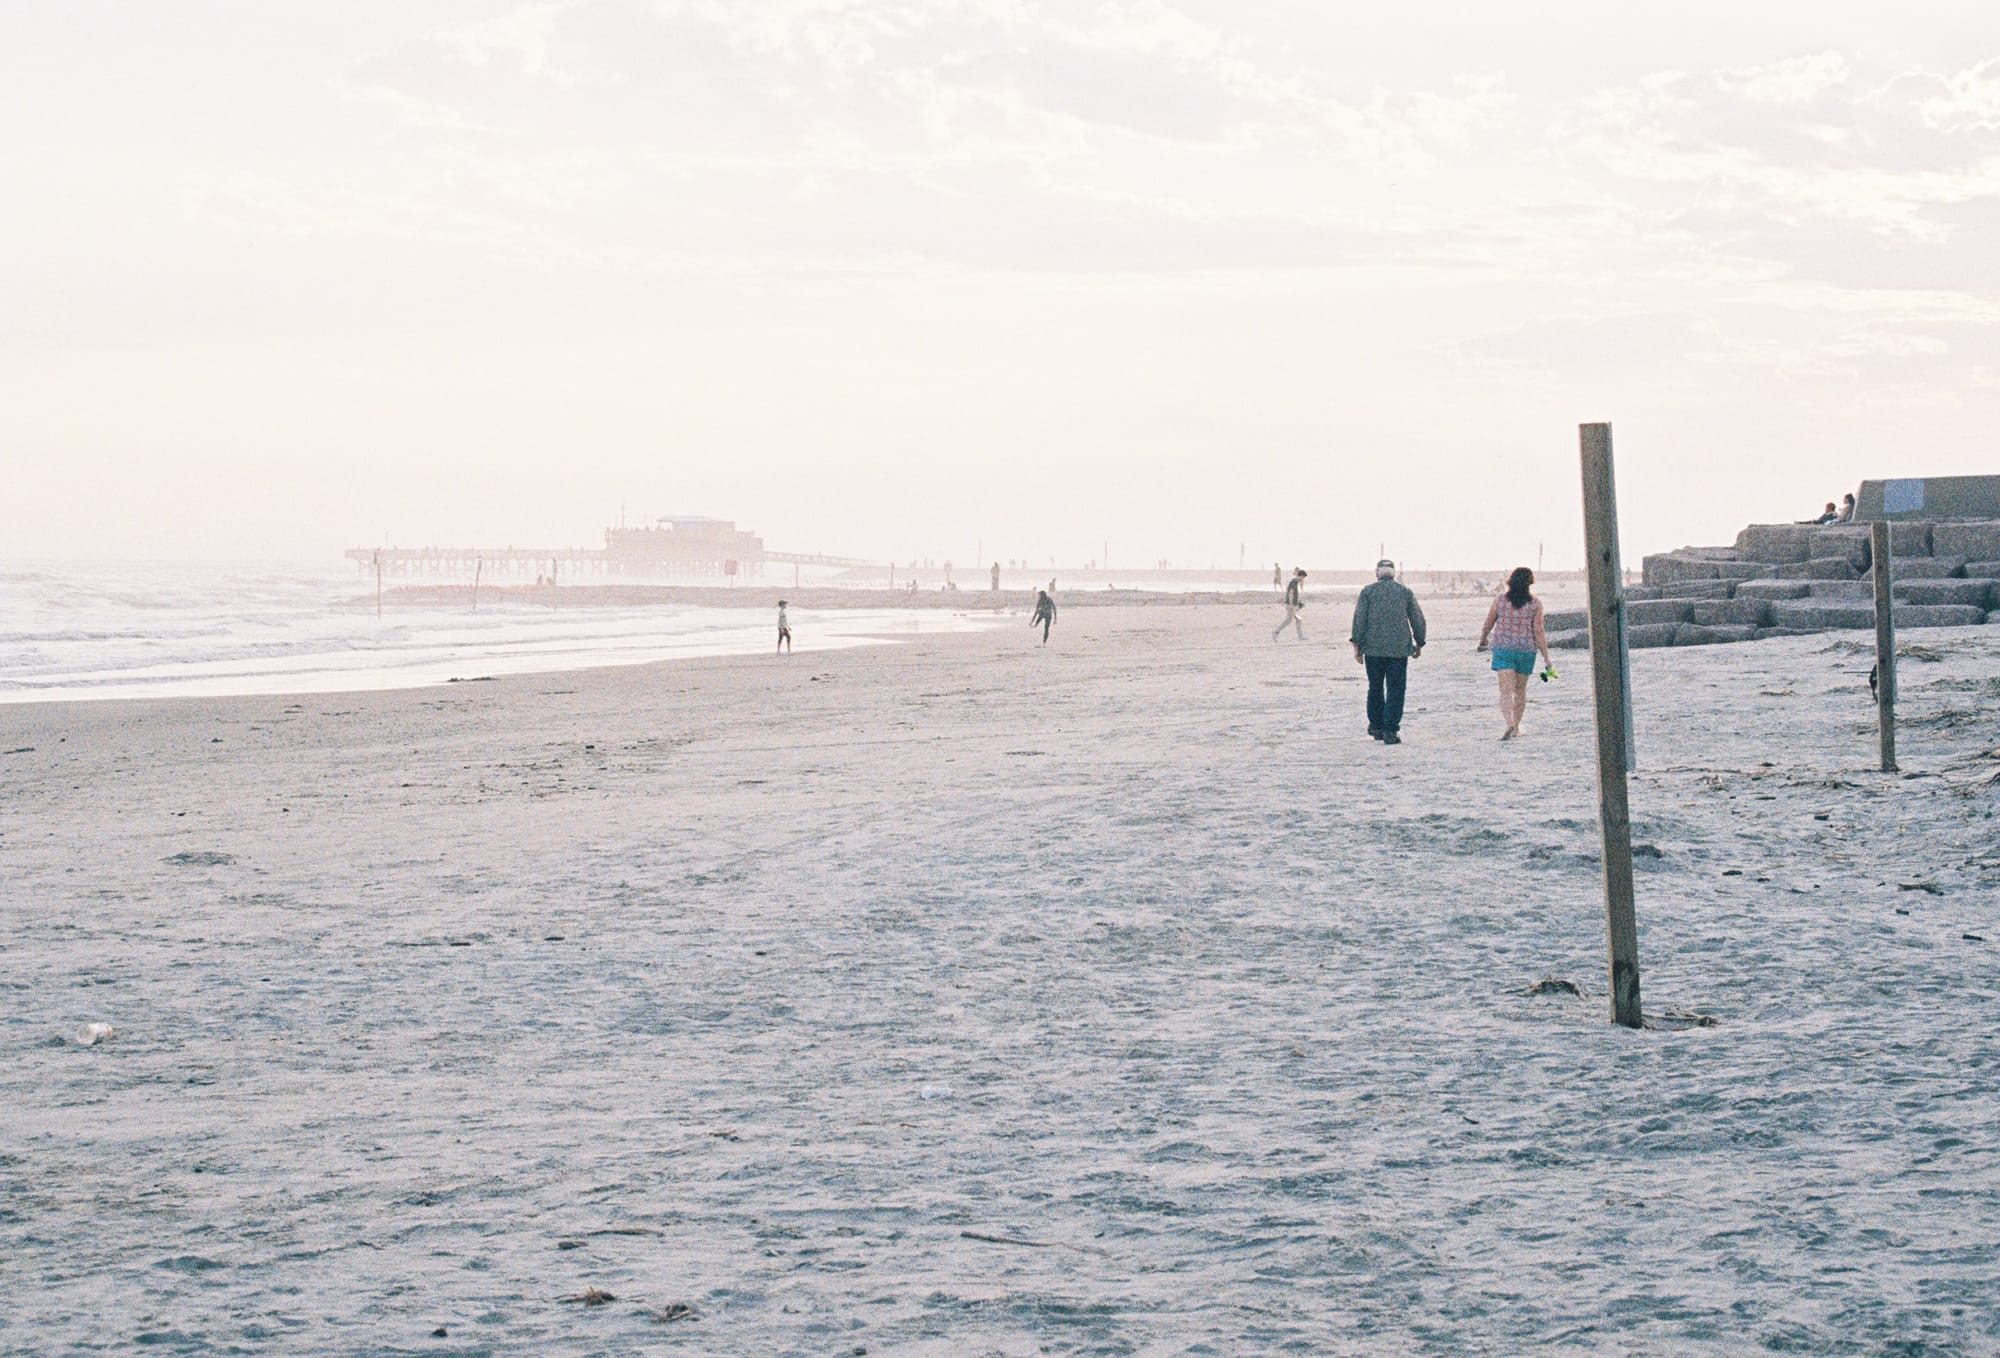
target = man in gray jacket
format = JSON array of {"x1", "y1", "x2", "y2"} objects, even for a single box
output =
[{"x1": 1350, "y1": 559, "x2": 1426, "y2": 744}]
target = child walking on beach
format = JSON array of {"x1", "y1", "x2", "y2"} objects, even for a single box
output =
[
  {"x1": 1476, "y1": 567, "x2": 1550, "y2": 740},
  {"x1": 1031, "y1": 589, "x2": 1056, "y2": 644},
  {"x1": 776, "y1": 600, "x2": 792, "y2": 655},
  {"x1": 1273, "y1": 568, "x2": 1306, "y2": 641}
]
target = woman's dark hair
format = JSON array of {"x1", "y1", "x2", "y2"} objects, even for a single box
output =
[{"x1": 1506, "y1": 567, "x2": 1534, "y2": 608}]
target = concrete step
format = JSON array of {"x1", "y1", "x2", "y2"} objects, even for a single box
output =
[
  {"x1": 1775, "y1": 557, "x2": 1861, "y2": 580},
  {"x1": 1625, "y1": 623, "x2": 1682, "y2": 649},
  {"x1": 1895, "y1": 579, "x2": 1996, "y2": 607},
  {"x1": 1770, "y1": 600, "x2": 1988, "y2": 630},
  {"x1": 1736, "y1": 580, "x2": 1812, "y2": 601},
  {"x1": 1652, "y1": 580, "x2": 1737, "y2": 599},
  {"x1": 1802, "y1": 579, "x2": 1998, "y2": 606},
  {"x1": 1888, "y1": 556, "x2": 1964, "y2": 579},
  {"x1": 1932, "y1": 521, "x2": 2000, "y2": 561},
  {"x1": 1689, "y1": 599, "x2": 1771, "y2": 627},
  {"x1": 1675, "y1": 623, "x2": 1758, "y2": 646},
  {"x1": 1627, "y1": 599, "x2": 1694, "y2": 626}
]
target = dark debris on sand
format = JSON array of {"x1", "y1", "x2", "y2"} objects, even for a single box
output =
[{"x1": 163, "y1": 851, "x2": 235, "y2": 867}]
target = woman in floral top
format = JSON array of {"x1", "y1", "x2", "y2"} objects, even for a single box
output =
[{"x1": 1476, "y1": 567, "x2": 1550, "y2": 741}]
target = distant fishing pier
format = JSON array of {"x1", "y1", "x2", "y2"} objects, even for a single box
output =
[{"x1": 346, "y1": 515, "x2": 873, "y2": 581}]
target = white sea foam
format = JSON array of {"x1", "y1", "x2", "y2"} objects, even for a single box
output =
[{"x1": 0, "y1": 561, "x2": 994, "y2": 703}]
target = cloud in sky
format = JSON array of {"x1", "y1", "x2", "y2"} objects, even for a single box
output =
[
  {"x1": 1715, "y1": 51, "x2": 1851, "y2": 106},
  {"x1": 2, "y1": 0, "x2": 1997, "y2": 567},
  {"x1": 440, "y1": 0, "x2": 586, "y2": 86},
  {"x1": 1898, "y1": 58, "x2": 2000, "y2": 132}
]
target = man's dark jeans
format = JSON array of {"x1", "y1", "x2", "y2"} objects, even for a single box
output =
[{"x1": 1365, "y1": 655, "x2": 1409, "y2": 733}]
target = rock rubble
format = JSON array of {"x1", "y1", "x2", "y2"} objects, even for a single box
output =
[{"x1": 1545, "y1": 520, "x2": 2000, "y2": 650}]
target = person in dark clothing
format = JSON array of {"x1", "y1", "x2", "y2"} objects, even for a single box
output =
[
  {"x1": 1349, "y1": 559, "x2": 1426, "y2": 744},
  {"x1": 1031, "y1": 589, "x2": 1056, "y2": 644},
  {"x1": 1272, "y1": 567, "x2": 1307, "y2": 641}
]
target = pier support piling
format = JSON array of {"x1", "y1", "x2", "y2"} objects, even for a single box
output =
[
  {"x1": 1580, "y1": 422, "x2": 1643, "y2": 1029},
  {"x1": 1872, "y1": 520, "x2": 1897, "y2": 773}
]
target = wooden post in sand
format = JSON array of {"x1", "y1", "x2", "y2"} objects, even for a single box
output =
[
  {"x1": 374, "y1": 549, "x2": 383, "y2": 619},
  {"x1": 1579, "y1": 423, "x2": 1643, "y2": 1029},
  {"x1": 1872, "y1": 520, "x2": 1897, "y2": 773},
  {"x1": 472, "y1": 557, "x2": 482, "y2": 613}
]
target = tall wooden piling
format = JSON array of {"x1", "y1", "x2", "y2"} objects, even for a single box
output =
[
  {"x1": 1579, "y1": 423, "x2": 1643, "y2": 1029},
  {"x1": 1872, "y1": 520, "x2": 1897, "y2": 773}
]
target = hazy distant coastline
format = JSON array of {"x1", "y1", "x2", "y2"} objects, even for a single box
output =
[{"x1": 372, "y1": 572, "x2": 1587, "y2": 613}]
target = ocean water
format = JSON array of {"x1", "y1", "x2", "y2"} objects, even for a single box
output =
[{"x1": 0, "y1": 562, "x2": 993, "y2": 704}]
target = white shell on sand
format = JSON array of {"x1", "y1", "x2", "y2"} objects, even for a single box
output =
[{"x1": 75, "y1": 1022, "x2": 115, "y2": 1046}]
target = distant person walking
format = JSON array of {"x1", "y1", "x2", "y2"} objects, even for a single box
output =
[
  {"x1": 1031, "y1": 589, "x2": 1057, "y2": 644},
  {"x1": 776, "y1": 600, "x2": 792, "y2": 654},
  {"x1": 1272, "y1": 568, "x2": 1307, "y2": 641},
  {"x1": 1350, "y1": 559, "x2": 1426, "y2": 744},
  {"x1": 991, "y1": 562, "x2": 1001, "y2": 591},
  {"x1": 1273, "y1": 562, "x2": 1283, "y2": 586},
  {"x1": 1476, "y1": 567, "x2": 1551, "y2": 740}
]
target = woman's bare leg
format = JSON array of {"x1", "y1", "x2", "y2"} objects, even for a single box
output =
[{"x1": 1496, "y1": 671, "x2": 1527, "y2": 736}]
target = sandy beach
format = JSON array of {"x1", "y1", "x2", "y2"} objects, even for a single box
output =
[{"x1": 4, "y1": 598, "x2": 1998, "y2": 1355}]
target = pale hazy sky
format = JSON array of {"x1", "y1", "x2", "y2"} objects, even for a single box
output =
[{"x1": 5, "y1": 2, "x2": 1998, "y2": 569}]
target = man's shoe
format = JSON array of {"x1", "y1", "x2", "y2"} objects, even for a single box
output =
[
  {"x1": 1368, "y1": 727, "x2": 1383, "y2": 740},
  {"x1": 1382, "y1": 731, "x2": 1402, "y2": 745}
]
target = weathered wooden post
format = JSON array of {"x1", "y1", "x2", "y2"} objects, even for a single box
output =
[
  {"x1": 472, "y1": 557, "x2": 482, "y2": 613},
  {"x1": 374, "y1": 549, "x2": 383, "y2": 619},
  {"x1": 1872, "y1": 520, "x2": 1897, "y2": 773},
  {"x1": 1579, "y1": 423, "x2": 1643, "y2": 1029}
]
